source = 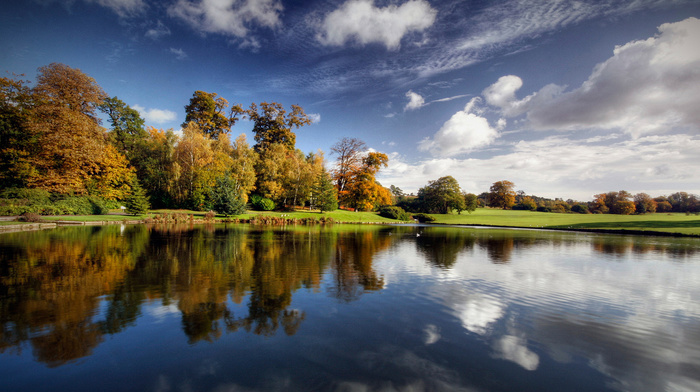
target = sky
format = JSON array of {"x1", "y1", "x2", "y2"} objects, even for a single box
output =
[{"x1": 1, "y1": 0, "x2": 699, "y2": 201}]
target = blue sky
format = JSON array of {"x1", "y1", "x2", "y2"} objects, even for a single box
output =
[{"x1": 2, "y1": 0, "x2": 699, "y2": 200}]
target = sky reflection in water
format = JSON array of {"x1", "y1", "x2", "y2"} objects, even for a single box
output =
[{"x1": 0, "y1": 224, "x2": 698, "y2": 392}]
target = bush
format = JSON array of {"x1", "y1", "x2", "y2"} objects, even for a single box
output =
[
  {"x1": 17, "y1": 212, "x2": 41, "y2": 222},
  {"x1": 251, "y1": 195, "x2": 275, "y2": 211},
  {"x1": 379, "y1": 206, "x2": 411, "y2": 221},
  {"x1": 571, "y1": 204, "x2": 589, "y2": 214},
  {"x1": 412, "y1": 213, "x2": 435, "y2": 223}
]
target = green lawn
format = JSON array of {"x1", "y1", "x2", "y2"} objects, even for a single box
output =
[
  {"x1": 23, "y1": 208, "x2": 700, "y2": 236},
  {"x1": 430, "y1": 208, "x2": 700, "y2": 236}
]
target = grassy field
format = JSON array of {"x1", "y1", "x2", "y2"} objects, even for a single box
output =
[
  {"x1": 430, "y1": 208, "x2": 700, "y2": 236},
  {"x1": 18, "y1": 208, "x2": 700, "y2": 236}
]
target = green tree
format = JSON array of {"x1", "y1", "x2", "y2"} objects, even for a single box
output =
[
  {"x1": 417, "y1": 176, "x2": 465, "y2": 214},
  {"x1": 313, "y1": 169, "x2": 338, "y2": 212},
  {"x1": 246, "y1": 102, "x2": 312, "y2": 153},
  {"x1": 99, "y1": 96, "x2": 147, "y2": 162},
  {"x1": 489, "y1": 180, "x2": 516, "y2": 210},
  {"x1": 139, "y1": 127, "x2": 177, "y2": 208},
  {"x1": 125, "y1": 178, "x2": 150, "y2": 215},
  {"x1": 0, "y1": 74, "x2": 36, "y2": 188},
  {"x1": 183, "y1": 91, "x2": 232, "y2": 139},
  {"x1": 211, "y1": 175, "x2": 246, "y2": 216},
  {"x1": 463, "y1": 192, "x2": 478, "y2": 213}
]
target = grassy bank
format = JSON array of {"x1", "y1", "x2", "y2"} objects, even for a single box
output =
[
  {"x1": 429, "y1": 208, "x2": 700, "y2": 236},
  {"x1": 20, "y1": 208, "x2": 700, "y2": 236}
]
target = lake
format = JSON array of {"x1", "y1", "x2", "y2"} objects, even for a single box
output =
[{"x1": 0, "y1": 223, "x2": 699, "y2": 391}]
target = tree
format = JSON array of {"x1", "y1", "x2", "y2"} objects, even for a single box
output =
[
  {"x1": 331, "y1": 137, "x2": 367, "y2": 195},
  {"x1": 100, "y1": 96, "x2": 147, "y2": 162},
  {"x1": 0, "y1": 74, "x2": 36, "y2": 188},
  {"x1": 514, "y1": 196, "x2": 537, "y2": 211},
  {"x1": 464, "y1": 192, "x2": 478, "y2": 214},
  {"x1": 313, "y1": 169, "x2": 338, "y2": 212},
  {"x1": 417, "y1": 176, "x2": 464, "y2": 214},
  {"x1": 183, "y1": 91, "x2": 232, "y2": 139},
  {"x1": 139, "y1": 127, "x2": 177, "y2": 208},
  {"x1": 125, "y1": 178, "x2": 150, "y2": 215},
  {"x1": 634, "y1": 193, "x2": 657, "y2": 214},
  {"x1": 229, "y1": 134, "x2": 258, "y2": 203},
  {"x1": 489, "y1": 181, "x2": 516, "y2": 210},
  {"x1": 342, "y1": 152, "x2": 390, "y2": 211},
  {"x1": 211, "y1": 175, "x2": 245, "y2": 216},
  {"x1": 246, "y1": 102, "x2": 312, "y2": 153},
  {"x1": 27, "y1": 63, "x2": 131, "y2": 196},
  {"x1": 173, "y1": 122, "x2": 214, "y2": 209}
]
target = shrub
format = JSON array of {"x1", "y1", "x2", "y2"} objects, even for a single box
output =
[
  {"x1": 251, "y1": 196, "x2": 275, "y2": 211},
  {"x1": 412, "y1": 213, "x2": 435, "y2": 223},
  {"x1": 205, "y1": 210, "x2": 216, "y2": 220},
  {"x1": 379, "y1": 206, "x2": 410, "y2": 221},
  {"x1": 571, "y1": 204, "x2": 589, "y2": 214},
  {"x1": 17, "y1": 212, "x2": 41, "y2": 222}
]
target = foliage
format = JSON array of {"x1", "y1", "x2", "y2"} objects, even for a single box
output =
[
  {"x1": 183, "y1": 91, "x2": 232, "y2": 139},
  {"x1": 489, "y1": 180, "x2": 516, "y2": 210},
  {"x1": 417, "y1": 176, "x2": 465, "y2": 214},
  {"x1": 379, "y1": 206, "x2": 410, "y2": 221},
  {"x1": 331, "y1": 137, "x2": 367, "y2": 195},
  {"x1": 229, "y1": 134, "x2": 258, "y2": 203},
  {"x1": 0, "y1": 74, "x2": 36, "y2": 189},
  {"x1": 463, "y1": 193, "x2": 478, "y2": 214},
  {"x1": 313, "y1": 169, "x2": 338, "y2": 212},
  {"x1": 250, "y1": 195, "x2": 276, "y2": 211},
  {"x1": 513, "y1": 196, "x2": 537, "y2": 211},
  {"x1": 571, "y1": 204, "x2": 589, "y2": 214},
  {"x1": 125, "y1": 179, "x2": 150, "y2": 215},
  {"x1": 211, "y1": 175, "x2": 246, "y2": 216},
  {"x1": 634, "y1": 193, "x2": 657, "y2": 214},
  {"x1": 246, "y1": 102, "x2": 312, "y2": 153},
  {"x1": 99, "y1": 96, "x2": 147, "y2": 163},
  {"x1": 339, "y1": 150, "x2": 390, "y2": 211}
]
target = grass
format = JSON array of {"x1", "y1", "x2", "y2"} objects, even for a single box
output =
[
  {"x1": 14, "y1": 208, "x2": 700, "y2": 236},
  {"x1": 429, "y1": 208, "x2": 700, "y2": 236}
]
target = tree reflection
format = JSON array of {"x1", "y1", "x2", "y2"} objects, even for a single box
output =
[{"x1": 0, "y1": 225, "x2": 387, "y2": 364}]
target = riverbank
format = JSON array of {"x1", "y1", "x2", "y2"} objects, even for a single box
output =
[{"x1": 1, "y1": 208, "x2": 698, "y2": 237}]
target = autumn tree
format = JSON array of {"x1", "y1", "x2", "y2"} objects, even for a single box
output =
[
  {"x1": 342, "y1": 152, "x2": 391, "y2": 211},
  {"x1": 489, "y1": 180, "x2": 516, "y2": 209},
  {"x1": 173, "y1": 122, "x2": 215, "y2": 209},
  {"x1": 331, "y1": 137, "x2": 367, "y2": 195},
  {"x1": 229, "y1": 134, "x2": 258, "y2": 203},
  {"x1": 139, "y1": 127, "x2": 177, "y2": 208},
  {"x1": 183, "y1": 91, "x2": 233, "y2": 139},
  {"x1": 417, "y1": 176, "x2": 465, "y2": 214},
  {"x1": 634, "y1": 193, "x2": 657, "y2": 214},
  {"x1": 27, "y1": 63, "x2": 131, "y2": 198},
  {"x1": 245, "y1": 102, "x2": 312, "y2": 153}
]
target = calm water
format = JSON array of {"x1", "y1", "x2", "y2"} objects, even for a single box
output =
[{"x1": 0, "y1": 224, "x2": 699, "y2": 392}]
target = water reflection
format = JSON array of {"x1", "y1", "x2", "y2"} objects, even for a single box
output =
[{"x1": 0, "y1": 224, "x2": 699, "y2": 392}]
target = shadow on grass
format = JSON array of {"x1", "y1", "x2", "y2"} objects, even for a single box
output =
[{"x1": 549, "y1": 220, "x2": 700, "y2": 230}]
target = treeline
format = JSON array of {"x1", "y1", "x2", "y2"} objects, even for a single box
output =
[
  {"x1": 1, "y1": 63, "x2": 396, "y2": 216},
  {"x1": 390, "y1": 177, "x2": 699, "y2": 216}
]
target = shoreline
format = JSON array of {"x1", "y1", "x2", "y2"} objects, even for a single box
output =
[{"x1": 1, "y1": 216, "x2": 698, "y2": 238}]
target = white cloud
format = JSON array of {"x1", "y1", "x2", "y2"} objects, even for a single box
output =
[
  {"x1": 308, "y1": 113, "x2": 321, "y2": 124},
  {"x1": 316, "y1": 0, "x2": 437, "y2": 50},
  {"x1": 133, "y1": 105, "x2": 177, "y2": 124},
  {"x1": 145, "y1": 20, "x2": 171, "y2": 40},
  {"x1": 418, "y1": 97, "x2": 503, "y2": 157},
  {"x1": 492, "y1": 335, "x2": 540, "y2": 371},
  {"x1": 169, "y1": 47, "x2": 188, "y2": 60},
  {"x1": 380, "y1": 133, "x2": 700, "y2": 200},
  {"x1": 404, "y1": 90, "x2": 425, "y2": 111},
  {"x1": 84, "y1": 0, "x2": 146, "y2": 17},
  {"x1": 488, "y1": 18, "x2": 700, "y2": 137},
  {"x1": 168, "y1": 0, "x2": 283, "y2": 38}
]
